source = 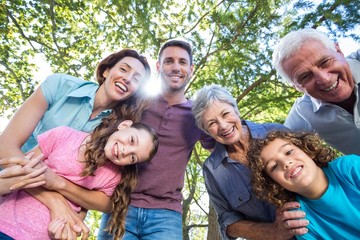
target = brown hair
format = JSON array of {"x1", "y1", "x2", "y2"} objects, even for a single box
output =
[
  {"x1": 158, "y1": 39, "x2": 193, "y2": 64},
  {"x1": 96, "y1": 48, "x2": 152, "y2": 122},
  {"x1": 81, "y1": 118, "x2": 158, "y2": 239},
  {"x1": 249, "y1": 131, "x2": 335, "y2": 207},
  {"x1": 95, "y1": 49, "x2": 150, "y2": 85}
]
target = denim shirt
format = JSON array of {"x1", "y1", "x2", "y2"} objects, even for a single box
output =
[{"x1": 203, "y1": 120, "x2": 287, "y2": 240}]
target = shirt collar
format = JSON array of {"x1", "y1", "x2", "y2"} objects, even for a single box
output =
[
  {"x1": 68, "y1": 83, "x2": 98, "y2": 98},
  {"x1": 68, "y1": 83, "x2": 111, "y2": 116},
  {"x1": 211, "y1": 142, "x2": 230, "y2": 169}
]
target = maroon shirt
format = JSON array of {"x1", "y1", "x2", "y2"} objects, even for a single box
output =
[{"x1": 131, "y1": 96, "x2": 214, "y2": 213}]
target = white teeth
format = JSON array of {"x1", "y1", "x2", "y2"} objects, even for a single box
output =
[
  {"x1": 114, "y1": 142, "x2": 118, "y2": 157},
  {"x1": 290, "y1": 166, "x2": 302, "y2": 177},
  {"x1": 169, "y1": 75, "x2": 182, "y2": 79},
  {"x1": 324, "y1": 79, "x2": 338, "y2": 92},
  {"x1": 221, "y1": 127, "x2": 233, "y2": 136},
  {"x1": 115, "y1": 82, "x2": 127, "y2": 92}
]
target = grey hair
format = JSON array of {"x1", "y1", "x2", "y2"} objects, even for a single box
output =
[
  {"x1": 272, "y1": 28, "x2": 336, "y2": 83},
  {"x1": 192, "y1": 84, "x2": 240, "y2": 132}
]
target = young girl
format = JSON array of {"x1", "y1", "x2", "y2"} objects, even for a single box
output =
[
  {"x1": 249, "y1": 131, "x2": 360, "y2": 239},
  {"x1": 0, "y1": 118, "x2": 159, "y2": 240},
  {"x1": 0, "y1": 49, "x2": 152, "y2": 238}
]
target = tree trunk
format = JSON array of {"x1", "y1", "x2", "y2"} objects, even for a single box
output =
[{"x1": 207, "y1": 201, "x2": 221, "y2": 240}]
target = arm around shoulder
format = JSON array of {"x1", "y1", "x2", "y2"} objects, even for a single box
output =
[{"x1": 226, "y1": 220, "x2": 291, "y2": 240}]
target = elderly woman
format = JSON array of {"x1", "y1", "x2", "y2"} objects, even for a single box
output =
[{"x1": 192, "y1": 85, "x2": 308, "y2": 240}]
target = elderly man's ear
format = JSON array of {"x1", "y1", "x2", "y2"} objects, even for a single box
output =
[{"x1": 335, "y1": 42, "x2": 344, "y2": 56}]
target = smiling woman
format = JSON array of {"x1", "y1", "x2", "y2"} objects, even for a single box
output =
[{"x1": 0, "y1": 48, "x2": 152, "y2": 239}]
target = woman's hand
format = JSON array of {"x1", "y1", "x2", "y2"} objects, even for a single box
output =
[
  {"x1": 0, "y1": 151, "x2": 68, "y2": 192},
  {"x1": 274, "y1": 201, "x2": 309, "y2": 238},
  {"x1": 0, "y1": 153, "x2": 47, "y2": 194}
]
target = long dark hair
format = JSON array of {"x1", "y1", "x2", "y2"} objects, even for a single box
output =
[{"x1": 81, "y1": 118, "x2": 159, "y2": 239}]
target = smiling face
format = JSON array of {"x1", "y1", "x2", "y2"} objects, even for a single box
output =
[
  {"x1": 104, "y1": 120, "x2": 154, "y2": 166},
  {"x1": 260, "y1": 138, "x2": 323, "y2": 196},
  {"x1": 201, "y1": 100, "x2": 242, "y2": 145},
  {"x1": 282, "y1": 40, "x2": 354, "y2": 103},
  {"x1": 102, "y1": 56, "x2": 147, "y2": 102},
  {"x1": 156, "y1": 46, "x2": 194, "y2": 93}
]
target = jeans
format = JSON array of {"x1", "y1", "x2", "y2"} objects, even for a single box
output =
[
  {"x1": 97, "y1": 206, "x2": 182, "y2": 240},
  {"x1": 0, "y1": 232, "x2": 13, "y2": 240}
]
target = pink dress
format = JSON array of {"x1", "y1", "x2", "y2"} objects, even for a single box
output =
[{"x1": 0, "y1": 126, "x2": 121, "y2": 239}]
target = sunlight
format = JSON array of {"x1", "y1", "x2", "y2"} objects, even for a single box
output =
[{"x1": 143, "y1": 76, "x2": 162, "y2": 97}]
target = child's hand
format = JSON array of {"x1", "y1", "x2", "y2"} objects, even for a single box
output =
[
  {"x1": 48, "y1": 218, "x2": 66, "y2": 239},
  {"x1": 48, "y1": 197, "x2": 89, "y2": 240},
  {"x1": 40, "y1": 165, "x2": 67, "y2": 191},
  {"x1": 0, "y1": 152, "x2": 40, "y2": 168},
  {"x1": 0, "y1": 153, "x2": 47, "y2": 194},
  {"x1": 8, "y1": 165, "x2": 47, "y2": 191}
]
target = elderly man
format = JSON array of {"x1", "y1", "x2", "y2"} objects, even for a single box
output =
[{"x1": 272, "y1": 28, "x2": 360, "y2": 155}]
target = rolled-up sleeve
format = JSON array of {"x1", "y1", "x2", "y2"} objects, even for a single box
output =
[{"x1": 203, "y1": 164, "x2": 242, "y2": 240}]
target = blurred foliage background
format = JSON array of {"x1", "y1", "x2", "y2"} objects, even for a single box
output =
[{"x1": 1, "y1": 0, "x2": 359, "y2": 239}]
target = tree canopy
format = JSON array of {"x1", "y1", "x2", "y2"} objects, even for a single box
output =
[{"x1": 1, "y1": 0, "x2": 359, "y2": 239}]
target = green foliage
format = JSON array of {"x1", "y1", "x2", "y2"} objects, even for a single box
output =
[
  {"x1": 84, "y1": 210, "x2": 102, "y2": 239},
  {"x1": 1, "y1": 0, "x2": 359, "y2": 238}
]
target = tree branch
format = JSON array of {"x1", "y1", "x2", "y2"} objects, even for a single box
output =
[
  {"x1": 0, "y1": 60, "x2": 26, "y2": 100},
  {"x1": 183, "y1": 0, "x2": 226, "y2": 35}
]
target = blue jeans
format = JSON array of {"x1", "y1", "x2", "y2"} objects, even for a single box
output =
[
  {"x1": 97, "y1": 206, "x2": 182, "y2": 240},
  {"x1": 0, "y1": 232, "x2": 13, "y2": 240}
]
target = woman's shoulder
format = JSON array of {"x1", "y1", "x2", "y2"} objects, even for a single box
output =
[
  {"x1": 43, "y1": 73, "x2": 96, "y2": 88},
  {"x1": 41, "y1": 73, "x2": 98, "y2": 97}
]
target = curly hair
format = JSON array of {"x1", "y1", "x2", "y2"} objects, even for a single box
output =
[
  {"x1": 81, "y1": 117, "x2": 159, "y2": 239},
  {"x1": 248, "y1": 131, "x2": 335, "y2": 207}
]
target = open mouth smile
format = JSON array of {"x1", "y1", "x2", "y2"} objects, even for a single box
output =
[
  {"x1": 114, "y1": 142, "x2": 119, "y2": 158},
  {"x1": 323, "y1": 77, "x2": 339, "y2": 92},
  {"x1": 289, "y1": 166, "x2": 303, "y2": 178},
  {"x1": 115, "y1": 82, "x2": 128, "y2": 92},
  {"x1": 221, "y1": 126, "x2": 234, "y2": 137}
]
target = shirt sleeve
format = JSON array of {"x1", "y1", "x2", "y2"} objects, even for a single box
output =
[
  {"x1": 94, "y1": 164, "x2": 122, "y2": 197},
  {"x1": 199, "y1": 131, "x2": 216, "y2": 150},
  {"x1": 40, "y1": 74, "x2": 65, "y2": 106},
  {"x1": 203, "y1": 165, "x2": 243, "y2": 240},
  {"x1": 347, "y1": 49, "x2": 360, "y2": 62},
  {"x1": 333, "y1": 155, "x2": 360, "y2": 188},
  {"x1": 37, "y1": 126, "x2": 67, "y2": 158}
]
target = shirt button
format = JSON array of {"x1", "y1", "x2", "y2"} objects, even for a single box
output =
[{"x1": 238, "y1": 197, "x2": 243, "y2": 202}]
